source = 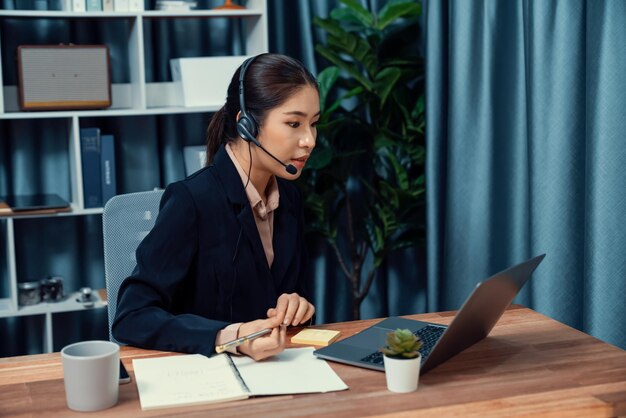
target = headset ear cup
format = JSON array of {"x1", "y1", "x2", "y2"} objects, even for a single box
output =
[
  {"x1": 237, "y1": 115, "x2": 258, "y2": 142},
  {"x1": 236, "y1": 120, "x2": 251, "y2": 142}
]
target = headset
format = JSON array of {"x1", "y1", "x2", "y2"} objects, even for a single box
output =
[
  {"x1": 236, "y1": 55, "x2": 297, "y2": 175},
  {"x1": 236, "y1": 56, "x2": 260, "y2": 145}
]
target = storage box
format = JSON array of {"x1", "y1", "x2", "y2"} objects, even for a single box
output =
[
  {"x1": 17, "y1": 45, "x2": 111, "y2": 111},
  {"x1": 170, "y1": 56, "x2": 249, "y2": 107}
]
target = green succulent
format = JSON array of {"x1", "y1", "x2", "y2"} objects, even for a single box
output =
[{"x1": 380, "y1": 328, "x2": 422, "y2": 359}]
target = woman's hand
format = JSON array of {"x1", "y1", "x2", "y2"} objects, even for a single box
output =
[
  {"x1": 236, "y1": 318, "x2": 286, "y2": 361},
  {"x1": 266, "y1": 293, "x2": 315, "y2": 326}
]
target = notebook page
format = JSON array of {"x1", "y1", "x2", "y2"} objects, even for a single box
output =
[
  {"x1": 231, "y1": 347, "x2": 348, "y2": 395},
  {"x1": 133, "y1": 354, "x2": 249, "y2": 410}
]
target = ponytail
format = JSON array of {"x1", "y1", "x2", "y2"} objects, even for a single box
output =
[{"x1": 205, "y1": 106, "x2": 228, "y2": 166}]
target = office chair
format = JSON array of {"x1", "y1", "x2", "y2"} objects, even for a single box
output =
[
  {"x1": 183, "y1": 145, "x2": 206, "y2": 176},
  {"x1": 102, "y1": 189, "x2": 164, "y2": 344}
]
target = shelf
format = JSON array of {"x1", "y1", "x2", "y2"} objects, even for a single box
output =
[
  {"x1": 143, "y1": 10, "x2": 262, "y2": 18},
  {"x1": 1, "y1": 80, "x2": 228, "y2": 117},
  {"x1": 0, "y1": 206, "x2": 103, "y2": 220},
  {"x1": 0, "y1": 291, "x2": 107, "y2": 318},
  {"x1": 0, "y1": 10, "x2": 135, "y2": 18},
  {"x1": 0, "y1": 298, "x2": 13, "y2": 315},
  {"x1": 0, "y1": 9, "x2": 262, "y2": 18},
  {"x1": 0, "y1": 105, "x2": 219, "y2": 120}
]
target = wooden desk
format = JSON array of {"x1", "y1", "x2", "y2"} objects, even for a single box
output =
[{"x1": 2, "y1": 306, "x2": 626, "y2": 417}]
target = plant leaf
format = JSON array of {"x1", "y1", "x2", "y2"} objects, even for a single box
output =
[
  {"x1": 317, "y1": 66, "x2": 340, "y2": 112},
  {"x1": 315, "y1": 45, "x2": 373, "y2": 91},
  {"x1": 374, "y1": 67, "x2": 402, "y2": 107},
  {"x1": 325, "y1": 86, "x2": 364, "y2": 116},
  {"x1": 377, "y1": 1, "x2": 421, "y2": 31},
  {"x1": 306, "y1": 146, "x2": 333, "y2": 170},
  {"x1": 338, "y1": 0, "x2": 374, "y2": 26},
  {"x1": 331, "y1": 5, "x2": 372, "y2": 29},
  {"x1": 314, "y1": 16, "x2": 350, "y2": 40},
  {"x1": 387, "y1": 153, "x2": 409, "y2": 191},
  {"x1": 326, "y1": 34, "x2": 377, "y2": 77}
]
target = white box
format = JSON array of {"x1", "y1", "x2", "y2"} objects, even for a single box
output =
[
  {"x1": 129, "y1": 0, "x2": 144, "y2": 11},
  {"x1": 114, "y1": 0, "x2": 129, "y2": 11},
  {"x1": 170, "y1": 56, "x2": 250, "y2": 108},
  {"x1": 72, "y1": 0, "x2": 86, "y2": 11}
]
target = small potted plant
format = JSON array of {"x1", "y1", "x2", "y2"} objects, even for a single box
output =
[{"x1": 381, "y1": 328, "x2": 423, "y2": 393}]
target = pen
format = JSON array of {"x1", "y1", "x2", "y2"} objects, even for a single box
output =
[{"x1": 215, "y1": 328, "x2": 273, "y2": 353}]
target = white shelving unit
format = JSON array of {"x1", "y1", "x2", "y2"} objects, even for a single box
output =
[{"x1": 0, "y1": 0, "x2": 268, "y2": 353}]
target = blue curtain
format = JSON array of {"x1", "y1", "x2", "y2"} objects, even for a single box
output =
[{"x1": 425, "y1": 0, "x2": 626, "y2": 349}]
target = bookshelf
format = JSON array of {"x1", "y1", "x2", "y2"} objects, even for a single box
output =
[{"x1": 0, "y1": 0, "x2": 268, "y2": 354}]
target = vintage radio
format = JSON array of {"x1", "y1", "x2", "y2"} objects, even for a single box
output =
[{"x1": 17, "y1": 45, "x2": 111, "y2": 111}]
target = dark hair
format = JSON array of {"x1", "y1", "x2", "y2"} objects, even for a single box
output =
[{"x1": 205, "y1": 53, "x2": 318, "y2": 165}]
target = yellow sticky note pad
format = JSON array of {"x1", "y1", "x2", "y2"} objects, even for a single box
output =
[{"x1": 291, "y1": 329, "x2": 341, "y2": 346}]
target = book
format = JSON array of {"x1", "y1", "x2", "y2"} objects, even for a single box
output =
[
  {"x1": 86, "y1": 0, "x2": 102, "y2": 10},
  {"x1": 100, "y1": 134, "x2": 117, "y2": 206},
  {"x1": 132, "y1": 347, "x2": 348, "y2": 411},
  {"x1": 291, "y1": 329, "x2": 341, "y2": 347},
  {"x1": 60, "y1": 0, "x2": 74, "y2": 10},
  {"x1": 80, "y1": 128, "x2": 103, "y2": 208},
  {"x1": 156, "y1": 1, "x2": 194, "y2": 11},
  {"x1": 102, "y1": 0, "x2": 113, "y2": 10}
]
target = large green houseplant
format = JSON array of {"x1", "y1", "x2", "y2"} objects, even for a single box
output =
[{"x1": 299, "y1": 0, "x2": 425, "y2": 320}]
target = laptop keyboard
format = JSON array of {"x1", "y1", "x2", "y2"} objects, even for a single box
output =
[{"x1": 360, "y1": 324, "x2": 446, "y2": 366}]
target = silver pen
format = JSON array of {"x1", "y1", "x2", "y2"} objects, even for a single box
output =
[{"x1": 215, "y1": 328, "x2": 272, "y2": 353}]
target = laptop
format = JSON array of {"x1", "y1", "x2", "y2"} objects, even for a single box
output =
[
  {"x1": 2, "y1": 193, "x2": 70, "y2": 212},
  {"x1": 314, "y1": 254, "x2": 545, "y2": 374}
]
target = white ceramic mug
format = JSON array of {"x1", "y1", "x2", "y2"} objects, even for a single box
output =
[{"x1": 61, "y1": 340, "x2": 120, "y2": 412}]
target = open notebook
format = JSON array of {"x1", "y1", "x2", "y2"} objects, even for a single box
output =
[{"x1": 132, "y1": 347, "x2": 348, "y2": 410}]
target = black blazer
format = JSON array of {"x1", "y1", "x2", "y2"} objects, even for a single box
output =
[{"x1": 112, "y1": 145, "x2": 308, "y2": 356}]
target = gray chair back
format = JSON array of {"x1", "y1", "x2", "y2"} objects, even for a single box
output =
[{"x1": 102, "y1": 189, "x2": 164, "y2": 344}]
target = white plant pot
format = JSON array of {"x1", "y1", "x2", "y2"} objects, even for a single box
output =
[{"x1": 383, "y1": 353, "x2": 421, "y2": 393}]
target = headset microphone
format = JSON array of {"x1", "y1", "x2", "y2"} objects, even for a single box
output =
[
  {"x1": 254, "y1": 141, "x2": 298, "y2": 175},
  {"x1": 237, "y1": 122, "x2": 298, "y2": 175},
  {"x1": 237, "y1": 55, "x2": 298, "y2": 176}
]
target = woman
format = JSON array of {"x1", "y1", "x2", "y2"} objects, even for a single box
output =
[{"x1": 113, "y1": 53, "x2": 319, "y2": 361}]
